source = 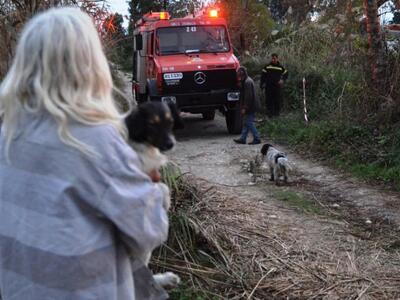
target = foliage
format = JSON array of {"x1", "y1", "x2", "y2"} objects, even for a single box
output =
[
  {"x1": 168, "y1": 0, "x2": 204, "y2": 18},
  {"x1": 249, "y1": 2, "x2": 400, "y2": 191},
  {"x1": 0, "y1": 0, "x2": 121, "y2": 79},
  {"x1": 0, "y1": 1, "x2": 74, "y2": 79},
  {"x1": 217, "y1": 0, "x2": 275, "y2": 52},
  {"x1": 102, "y1": 13, "x2": 131, "y2": 70},
  {"x1": 128, "y1": 0, "x2": 203, "y2": 33},
  {"x1": 169, "y1": 284, "x2": 211, "y2": 300}
]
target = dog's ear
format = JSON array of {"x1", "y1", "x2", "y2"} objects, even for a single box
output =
[
  {"x1": 261, "y1": 144, "x2": 270, "y2": 156},
  {"x1": 125, "y1": 108, "x2": 146, "y2": 142},
  {"x1": 167, "y1": 102, "x2": 184, "y2": 130}
]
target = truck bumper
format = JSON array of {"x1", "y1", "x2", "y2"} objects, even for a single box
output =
[{"x1": 160, "y1": 90, "x2": 240, "y2": 113}]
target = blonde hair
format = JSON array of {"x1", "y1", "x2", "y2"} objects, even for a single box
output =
[{"x1": 0, "y1": 7, "x2": 128, "y2": 156}]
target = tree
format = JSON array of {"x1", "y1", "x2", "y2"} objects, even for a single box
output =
[
  {"x1": 102, "y1": 13, "x2": 128, "y2": 61},
  {"x1": 128, "y1": 0, "x2": 164, "y2": 33},
  {"x1": 218, "y1": 0, "x2": 274, "y2": 52},
  {"x1": 363, "y1": 0, "x2": 387, "y2": 93},
  {"x1": 0, "y1": 0, "x2": 78, "y2": 79},
  {"x1": 128, "y1": 0, "x2": 203, "y2": 34}
]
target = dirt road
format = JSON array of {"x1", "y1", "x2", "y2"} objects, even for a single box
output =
[{"x1": 168, "y1": 112, "x2": 400, "y2": 299}]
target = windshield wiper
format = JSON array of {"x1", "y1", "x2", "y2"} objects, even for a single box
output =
[{"x1": 161, "y1": 50, "x2": 181, "y2": 55}]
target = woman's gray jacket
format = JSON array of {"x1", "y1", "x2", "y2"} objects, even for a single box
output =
[{"x1": 0, "y1": 112, "x2": 169, "y2": 299}]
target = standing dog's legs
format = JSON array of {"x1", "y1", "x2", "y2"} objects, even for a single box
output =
[
  {"x1": 269, "y1": 167, "x2": 275, "y2": 181},
  {"x1": 273, "y1": 165, "x2": 280, "y2": 185}
]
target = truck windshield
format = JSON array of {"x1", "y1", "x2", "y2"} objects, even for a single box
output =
[{"x1": 156, "y1": 25, "x2": 230, "y2": 55}]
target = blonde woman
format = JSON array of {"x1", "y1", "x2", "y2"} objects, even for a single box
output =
[{"x1": 0, "y1": 7, "x2": 170, "y2": 300}]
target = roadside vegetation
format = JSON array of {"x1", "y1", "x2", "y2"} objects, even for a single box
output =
[{"x1": 239, "y1": 5, "x2": 400, "y2": 190}]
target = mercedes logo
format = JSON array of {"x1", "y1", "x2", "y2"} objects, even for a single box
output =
[{"x1": 194, "y1": 72, "x2": 206, "y2": 85}]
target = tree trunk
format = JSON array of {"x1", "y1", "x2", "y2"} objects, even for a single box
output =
[{"x1": 363, "y1": 0, "x2": 387, "y2": 94}]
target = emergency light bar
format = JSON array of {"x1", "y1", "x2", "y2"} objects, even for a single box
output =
[{"x1": 139, "y1": 11, "x2": 170, "y2": 24}]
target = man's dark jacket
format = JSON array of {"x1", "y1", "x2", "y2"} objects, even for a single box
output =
[{"x1": 240, "y1": 67, "x2": 261, "y2": 114}]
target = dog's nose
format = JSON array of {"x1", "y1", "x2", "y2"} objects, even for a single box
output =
[
  {"x1": 161, "y1": 140, "x2": 174, "y2": 151},
  {"x1": 165, "y1": 140, "x2": 174, "y2": 150}
]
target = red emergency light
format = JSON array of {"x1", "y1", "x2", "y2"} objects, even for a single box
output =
[
  {"x1": 159, "y1": 11, "x2": 169, "y2": 20},
  {"x1": 209, "y1": 9, "x2": 218, "y2": 18}
]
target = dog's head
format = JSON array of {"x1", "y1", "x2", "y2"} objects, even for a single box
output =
[
  {"x1": 261, "y1": 143, "x2": 273, "y2": 156},
  {"x1": 125, "y1": 101, "x2": 183, "y2": 151}
]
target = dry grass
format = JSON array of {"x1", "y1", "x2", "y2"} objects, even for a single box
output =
[{"x1": 154, "y1": 173, "x2": 400, "y2": 299}]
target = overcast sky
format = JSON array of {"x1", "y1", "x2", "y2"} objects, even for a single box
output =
[{"x1": 107, "y1": 0, "x2": 129, "y2": 16}]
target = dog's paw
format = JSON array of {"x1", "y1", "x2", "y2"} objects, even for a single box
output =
[
  {"x1": 158, "y1": 183, "x2": 171, "y2": 210},
  {"x1": 153, "y1": 272, "x2": 181, "y2": 288}
]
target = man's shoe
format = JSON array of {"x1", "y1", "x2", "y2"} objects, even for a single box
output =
[
  {"x1": 248, "y1": 140, "x2": 261, "y2": 145},
  {"x1": 234, "y1": 139, "x2": 246, "y2": 144}
]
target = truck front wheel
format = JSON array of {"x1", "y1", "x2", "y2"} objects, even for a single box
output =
[{"x1": 225, "y1": 108, "x2": 242, "y2": 134}]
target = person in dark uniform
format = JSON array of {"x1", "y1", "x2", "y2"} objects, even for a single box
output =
[{"x1": 260, "y1": 53, "x2": 288, "y2": 117}]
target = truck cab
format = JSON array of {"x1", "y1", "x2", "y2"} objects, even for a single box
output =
[{"x1": 132, "y1": 9, "x2": 242, "y2": 134}]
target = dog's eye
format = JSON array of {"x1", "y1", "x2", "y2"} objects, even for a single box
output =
[{"x1": 149, "y1": 116, "x2": 161, "y2": 124}]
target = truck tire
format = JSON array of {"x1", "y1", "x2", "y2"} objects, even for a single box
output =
[
  {"x1": 202, "y1": 110, "x2": 215, "y2": 120},
  {"x1": 226, "y1": 108, "x2": 242, "y2": 134}
]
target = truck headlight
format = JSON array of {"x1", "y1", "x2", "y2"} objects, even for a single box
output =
[{"x1": 227, "y1": 92, "x2": 240, "y2": 101}]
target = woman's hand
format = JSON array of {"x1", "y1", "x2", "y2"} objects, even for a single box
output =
[{"x1": 148, "y1": 169, "x2": 161, "y2": 182}]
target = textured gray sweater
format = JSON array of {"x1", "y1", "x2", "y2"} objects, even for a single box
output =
[{"x1": 0, "y1": 112, "x2": 169, "y2": 299}]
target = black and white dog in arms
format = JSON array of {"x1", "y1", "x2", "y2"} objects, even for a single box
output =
[
  {"x1": 125, "y1": 101, "x2": 184, "y2": 180},
  {"x1": 261, "y1": 143, "x2": 291, "y2": 184},
  {"x1": 125, "y1": 101, "x2": 183, "y2": 288}
]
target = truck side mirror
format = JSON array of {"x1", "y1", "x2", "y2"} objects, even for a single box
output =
[{"x1": 134, "y1": 34, "x2": 143, "y2": 51}]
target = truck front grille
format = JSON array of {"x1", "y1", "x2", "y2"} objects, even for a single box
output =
[{"x1": 162, "y1": 69, "x2": 237, "y2": 94}]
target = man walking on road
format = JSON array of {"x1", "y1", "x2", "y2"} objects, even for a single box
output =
[
  {"x1": 260, "y1": 53, "x2": 288, "y2": 118},
  {"x1": 233, "y1": 66, "x2": 261, "y2": 145}
]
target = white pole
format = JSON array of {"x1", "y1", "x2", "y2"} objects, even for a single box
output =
[{"x1": 303, "y1": 77, "x2": 309, "y2": 124}]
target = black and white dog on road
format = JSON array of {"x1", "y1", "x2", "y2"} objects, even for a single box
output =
[{"x1": 260, "y1": 143, "x2": 291, "y2": 184}]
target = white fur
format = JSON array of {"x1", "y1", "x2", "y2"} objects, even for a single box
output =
[
  {"x1": 153, "y1": 272, "x2": 181, "y2": 287},
  {"x1": 262, "y1": 145, "x2": 291, "y2": 184},
  {"x1": 130, "y1": 142, "x2": 168, "y2": 174},
  {"x1": 130, "y1": 141, "x2": 180, "y2": 288}
]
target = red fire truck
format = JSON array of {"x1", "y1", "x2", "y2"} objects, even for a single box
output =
[{"x1": 132, "y1": 9, "x2": 242, "y2": 134}]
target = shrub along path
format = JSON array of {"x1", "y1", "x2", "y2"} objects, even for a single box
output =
[{"x1": 167, "y1": 113, "x2": 400, "y2": 299}]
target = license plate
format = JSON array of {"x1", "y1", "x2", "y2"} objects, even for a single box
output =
[{"x1": 163, "y1": 73, "x2": 183, "y2": 80}]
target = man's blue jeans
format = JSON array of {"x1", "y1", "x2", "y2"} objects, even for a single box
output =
[{"x1": 240, "y1": 113, "x2": 260, "y2": 141}]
